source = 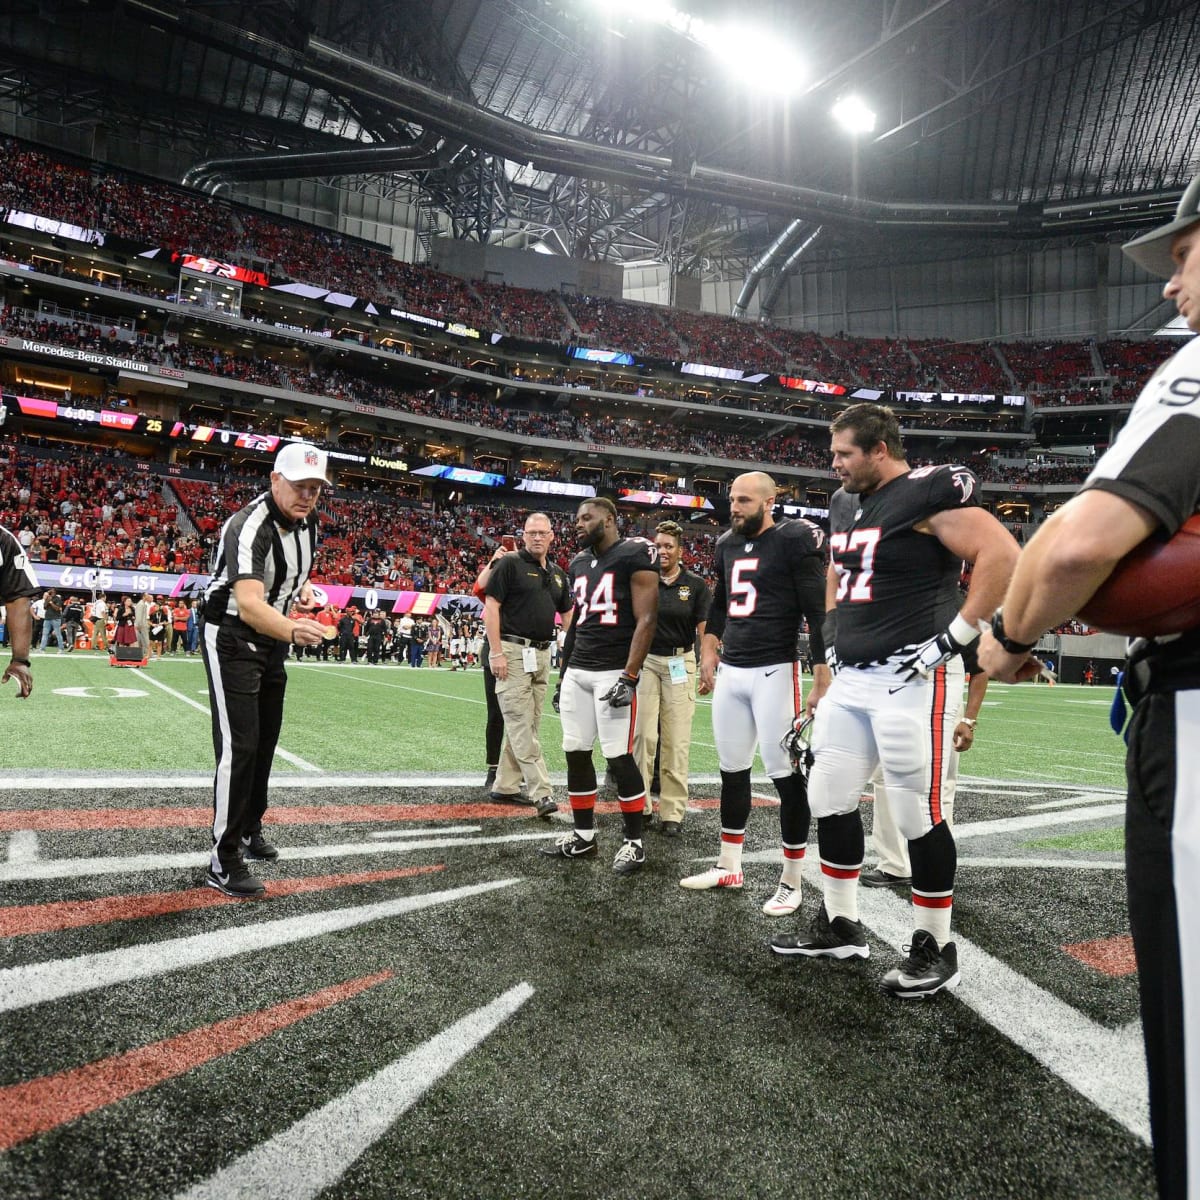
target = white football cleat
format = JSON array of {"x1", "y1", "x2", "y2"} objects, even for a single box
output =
[
  {"x1": 761, "y1": 881, "x2": 802, "y2": 916},
  {"x1": 680, "y1": 866, "x2": 744, "y2": 890}
]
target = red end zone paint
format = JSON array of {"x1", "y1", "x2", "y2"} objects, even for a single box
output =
[
  {"x1": 1062, "y1": 935, "x2": 1137, "y2": 977},
  {"x1": 0, "y1": 796, "x2": 776, "y2": 831},
  {"x1": 0, "y1": 969, "x2": 394, "y2": 1151},
  {"x1": 0, "y1": 865, "x2": 445, "y2": 937}
]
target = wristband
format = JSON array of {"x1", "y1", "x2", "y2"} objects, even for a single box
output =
[
  {"x1": 990, "y1": 607, "x2": 1036, "y2": 654},
  {"x1": 9, "y1": 657, "x2": 30, "y2": 667},
  {"x1": 489, "y1": 651, "x2": 505, "y2": 659},
  {"x1": 948, "y1": 612, "x2": 979, "y2": 646},
  {"x1": 959, "y1": 717, "x2": 977, "y2": 728},
  {"x1": 619, "y1": 671, "x2": 640, "y2": 686}
]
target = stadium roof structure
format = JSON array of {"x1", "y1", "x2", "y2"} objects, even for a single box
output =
[{"x1": 2, "y1": 0, "x2": 1200, "y2": 284}]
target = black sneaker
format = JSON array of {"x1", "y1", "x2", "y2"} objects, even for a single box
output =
[
  {"x1": 659, "y1": 821, "x2": 682, "y2": 838},
  {"x1": 489, "y1": 791, "x2": 531, "y2": 806},
  {"x1": 770, "y1": 904, "x2": 869, "y2": 960},
  {"x1": 538, "y1": 831, "x2": 598, "y2": 859},
  {"x1": 241, "y1": 833, "x2": 279, "y2": 862},
  {"x1": 880, "y1": 930, "x2": 960, "y2": 999},
  {"x1": 483, "y1": 766, "x2": 497, "y2": 793},
  {"x1": 533, "y1": 795, "x2": 559, "y2": 818},
  {"x1": 612, "y1": 839, "x2": 646, "y2": 875},
  {"x1": 206, "y1": 861, "x2": 266, "y2": 899},
  {"x1": 860, "y1": 868, "x2": 911, "y2": 888}
]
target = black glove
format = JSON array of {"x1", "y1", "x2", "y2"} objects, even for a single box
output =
[
  {"x1": 897, "y1": 615, "x2": 978, "y2": 683},
  {"x1": 599, "y1": 672, "x2": 639, "y2": 708},
  {"x1": 551, "y1": 681, "x2": 562, "y2": 713}
]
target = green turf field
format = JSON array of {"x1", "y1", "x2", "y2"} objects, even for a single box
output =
[{"x1": 0, "y1": 652, "x2": 1128, "y2": 787}]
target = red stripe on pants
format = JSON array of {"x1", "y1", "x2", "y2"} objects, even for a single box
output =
[{"x1": 927, "y1": 666, "x2": 948, "y2": 825}]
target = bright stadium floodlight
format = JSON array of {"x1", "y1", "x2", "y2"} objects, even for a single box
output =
[{"x1": 832, "y1": 95, "x2": 876, "y2": 134}]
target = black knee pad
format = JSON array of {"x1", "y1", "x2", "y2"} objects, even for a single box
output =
[
  {"x1": 565, "y1": 750, "x2": 597, "y2": 794},
  {"x1": 605, "y1": 753, "x2": 644, "y2": 799},
  {"x1": 772, "y1": 772, "x2": 811, "y2": 847},
  {"x1": 720, "y1": 768, "x2": 753, "y2": 830},
  {"x1": 816, "y1": 810, "x2": 864, "y2": 869},
  {"x1": 909, "y1": 820, "x2": 956, "y2": 894}
]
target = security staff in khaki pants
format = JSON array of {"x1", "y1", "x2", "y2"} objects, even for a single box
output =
[
  {"x1": 863, "y1": 648, "x2": 988, "y2": 886},
  {"x1": 635, "y1": 521, "x2": 712, "y2": 836},
  {"x1": 485, "y1": 513, "x2": 574, "y2": 818}
]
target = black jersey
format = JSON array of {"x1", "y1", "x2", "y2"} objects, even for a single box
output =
[
  {"x1": 0, "y1": 524, "x2": 40, "y2": 604},
  {"x1": 707, "y1": 518, "x2": 827, "y2": 669},
  {"x1": 568, "y1": 536, "x2": 658, "y2": 671},
  {"x1": 830, "y1": 465, "x2": 978, "y2": 666}
]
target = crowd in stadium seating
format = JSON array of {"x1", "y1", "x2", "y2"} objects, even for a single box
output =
[{"x1": 0, "y1": 439, "x2": 206, "y2": 572}]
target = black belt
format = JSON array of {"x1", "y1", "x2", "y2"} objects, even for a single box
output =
[
  {"x1": 503, "y1": 635, "x2": 552, "y2": 650},
  {"x1": 652, "y1": 646, "x2": 695, "y2": 657}
]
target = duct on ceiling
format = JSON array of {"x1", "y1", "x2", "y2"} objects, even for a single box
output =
[
  {"x1": 183, "y1": 138, "x2": 443, "y2": 194},
  {"x1": 760, "y1": 228, "x2": 823, "y2": 319},
  {"x1": 732, "y1": 219, "x2": 807, "y2": 317}
]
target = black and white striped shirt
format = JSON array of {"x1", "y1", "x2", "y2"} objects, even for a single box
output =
[{"x1": 202, "y1": 491, "x2": 319, "y2": 628}]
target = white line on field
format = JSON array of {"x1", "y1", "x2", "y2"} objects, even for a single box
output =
[
  {"x1": 952, "y1": 805, "x2": 1125, "y2": 840},
  {"x1": 368, "y1": 825, "x2": 481, "y2": 839},
  {"x1": 1025, "y1": 793, "x2": 1126, "y2": 811},
  {"x1": 137, "y1": 670, "x2": 322, "y2": 773},
  {"x1": 855, "y1": 883, "x2": 1149, "y2": 1144},
  {"x1": 0, "y1": 830, "x2": 560, "y2": 883},
  {"x1": 173, "y1": 982, "x2": 534, "y2": 1200},
  {"x1": 0, "y1": 879, "x2": 521, "y2": 1014},
  {"x1": 956, "y1": 856, "x2": 1123, "y2": 870},
  {"x1": 6, "y1": 830, "x2": 39, "y2": 863}
]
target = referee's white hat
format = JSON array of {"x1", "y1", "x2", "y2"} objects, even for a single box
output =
[
  {"x1": 1123, "y1": 172, "x2": 1200, "y2": 278},
  {"x1": 274, "y1": 441, "x2": 329, "y2": 483}
]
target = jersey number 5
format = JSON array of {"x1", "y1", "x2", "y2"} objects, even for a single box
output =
[
  {"x1": 728, "y1": 558, "x2": 759, "y2": 616},
  {"x1": 830, "y1": 528, "x2": 880, "y2": 602},
  {"x1": 574, "y1": 572, "x2": 618, "y2": 624}
]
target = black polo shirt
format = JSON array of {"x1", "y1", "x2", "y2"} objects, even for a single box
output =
[
  {"x1": 650, "y1": 568, "x2": 712, "y2": 656},
  {"x1": 486, "y1": 549, "x2": 573, "y2": 642}
]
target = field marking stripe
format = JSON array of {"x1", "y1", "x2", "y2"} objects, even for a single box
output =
[
  {"x1": 0, "y1": 805, "x2": 550, "y2": 832},
  {"x1": 7, "y1": 831, "x2": 38, "y2": 863},
  {"x1": 0, "y1": 832, "x2": 558, "y2": 883},
  {"x1": 0, "y1": 969, "x2": 394, "y2": 1152},
  {"x1": 952, "y1": 804, "x2": 1125, "y2": 840},
  {"x1": 0, "y1": 878, "x2": 520, "y2": 1014},
  {"x1": 173, "y1": 982, "x2": 534, "y2": 1200},
  {"x1": 854, "y1": 884, "x2": 1150, "y2": 1144},
  {"x1": 369, "y1": 826, "x2": 480, "y2": 839},
  {"x1": 956, "y1": 856, "x2": 1123, "y2": 870},
  {"x1": 0, "y1": 866, "x2": 445, "y2": 938},
  {"x1": 136, "y1": 670, "x2": 322, "y2": 773}
]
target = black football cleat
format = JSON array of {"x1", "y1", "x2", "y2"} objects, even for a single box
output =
[
  {"x1": 612, "y1": 839, "x2": 646, "y2": 875},
  {"x1": 538, "y1": 831, "x2": 598, "y2": 859},
  {"x1": 860, "y1": 868, "x2": 911, "y2": 888},
  {"x1": 770, "y1": 904, "x2": 869, "y2": 960},
  {"x1": 880, "y1": 930, "x2": 960, "y2": 999}
]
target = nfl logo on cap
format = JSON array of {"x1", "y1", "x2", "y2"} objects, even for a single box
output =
[{"x1": 274, "y1": 441, "x2": 329, "y2": 482}]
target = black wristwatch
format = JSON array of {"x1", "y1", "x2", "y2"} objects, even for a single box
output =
[
  {"x1": 990, "y1": 608, "x2": 1036, "y2": 655},
  {"x1": 9, "y1": 657, "x2": 30, "y2": 667}
]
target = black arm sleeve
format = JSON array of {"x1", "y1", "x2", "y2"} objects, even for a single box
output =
[
  {"x1": 797, "y1": 559, "x2": 826, "y2": 665},
  {"x1": 559, "y1": 615, "x2": 576, "y2": 676},
  {"x1": 821, "y1": 607, "x2": 838, "y2": 657}
]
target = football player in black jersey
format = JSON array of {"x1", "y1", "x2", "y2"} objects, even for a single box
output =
[
  {"x1": 541, "y1": 497, "x2": 659, "y2": 874},
  {"x1": 771, "y1": 404, "x2": 1018, "y2": 999},
  {"x1": 680, "y1": 472, "x2": 829, "y2": 913}
]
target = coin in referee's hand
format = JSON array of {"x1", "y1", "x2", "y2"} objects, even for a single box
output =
[{"x1": 321, "y1": 626, "x2": 337, "y2": 641}]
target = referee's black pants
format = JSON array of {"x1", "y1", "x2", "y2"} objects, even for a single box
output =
[
  {"x1": 1126, "y1": 690, "x2": 1199, "y2": 1200},
  {"x1": 201, "y1": 620, "x2": 288, "y2": 871}
]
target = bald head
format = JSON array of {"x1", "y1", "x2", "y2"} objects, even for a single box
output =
[{"x1": 729, "y1": 472, "x2": 776, "y2": 539}]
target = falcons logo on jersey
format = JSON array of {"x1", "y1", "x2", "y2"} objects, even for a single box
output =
[{"x1": 952, "y1": 470, "x2": 975, "y2": 503}]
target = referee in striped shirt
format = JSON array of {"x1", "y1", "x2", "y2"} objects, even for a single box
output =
[{"x1": 200, "y1": 442, "x2": 328, "y2": 898}]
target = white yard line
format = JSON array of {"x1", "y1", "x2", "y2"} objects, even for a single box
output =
[
  {"x1": 173, "y1": 983, "x2": 534, "y2": 1200},
  {"x1": 0, "y1": 879, "x2": 521, "y2": 1014},
  {"x1": 952, "y1": 805, "x2": 1125, "y2": 840},
  {"x1": 856, "y1": 883, "x2": 1149, "y2": 1144},
  {"x1": 0, "y1": 831, "x2": 561, "y2": 883},
  {"x1": 138, "y1": 670, "x2": 322, "y2": 773},
  {"x1": 6, "y1": 830, "x2": 39, "y2": 863}
]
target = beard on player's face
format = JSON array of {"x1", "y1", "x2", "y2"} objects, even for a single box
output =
[{"x1": 732, "y1": 503, "x2": 766, "y2": 537}]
